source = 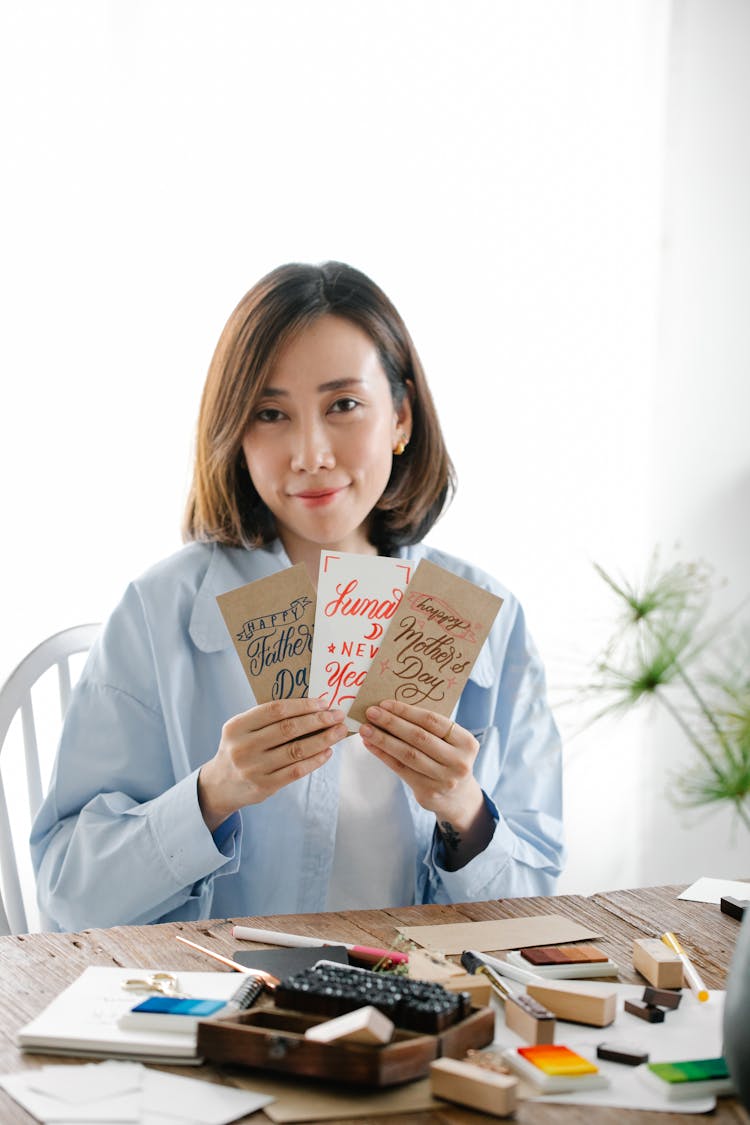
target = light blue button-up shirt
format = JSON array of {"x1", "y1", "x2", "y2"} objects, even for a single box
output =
[{"x1": 31, "y1": 540, "x2": 565, "y2": 931}]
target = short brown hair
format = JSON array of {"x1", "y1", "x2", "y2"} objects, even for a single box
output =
[{"x1": 183, "y1": 261, "x2": 455, "y2": 552}]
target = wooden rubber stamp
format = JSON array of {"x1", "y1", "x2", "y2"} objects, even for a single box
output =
[
  {"x1": 304, "y1": 1004, "x2": 394, "y2": 1044},
  {"x1": 643, "y1": 985, "x2": 681, "y2": 1009},
  {"x1": 430, "y1": 1057, "x2": 518, "y2": 1117},
  {"x1": 632, "y1": 938, "x2": 684, "y2": 989},
  {"x1": 597, "y1": 1042, "x2": 649, "y2": 1066},
  {"x1": 624, "y1": 998, "x2": 665, "y2": 1023},
  {"x1": 504, "y1": 993, "x2": 556, "y2": 1044},
  {"x1": 526, "y1": 981, "x2": 617, "y2": 1027},
  {"x1": 720, "y1": 896, "x2": 748, "y2": 922}
]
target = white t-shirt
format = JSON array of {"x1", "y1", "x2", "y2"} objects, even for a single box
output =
[{"x1": 326, "y1": 735, "x2": 418, "y2": 910}]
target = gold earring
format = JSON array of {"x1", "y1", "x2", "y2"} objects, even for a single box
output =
[{"x1": 393, "y1": 433, "x2": 408, "y2": 456}]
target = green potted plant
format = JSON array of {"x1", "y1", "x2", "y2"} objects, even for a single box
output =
[{"x1": 582, "y1": 551, "x2": 750, "y2": 828}]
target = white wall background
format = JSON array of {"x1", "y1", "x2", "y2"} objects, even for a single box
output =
[
  {"x1": 1, "y1": 0, "x2": 748, "y2": 924},
  {"x1": 642, "y1": 0, "x2": 750, "y2": 883}
]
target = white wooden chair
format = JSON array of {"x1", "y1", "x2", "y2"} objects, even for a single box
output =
[{"x1": 0, "y1": 624, "x2": 100, "y2": 934}]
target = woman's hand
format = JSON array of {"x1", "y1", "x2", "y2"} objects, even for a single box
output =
[
  {"x1": 198, "y1": 698, "x2": 347, "y2": 831},
  {"x1": 359, "y1": 700, "x2": 494, "y2": 869}
]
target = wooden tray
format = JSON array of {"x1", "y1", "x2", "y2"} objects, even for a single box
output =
[{"x1": 197, "y1": 1003, "x2": 494, "y2": 1087}]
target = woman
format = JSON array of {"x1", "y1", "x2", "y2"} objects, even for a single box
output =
[{"x1": 32, "y1": 262, "x2": 564, "y2": 930}]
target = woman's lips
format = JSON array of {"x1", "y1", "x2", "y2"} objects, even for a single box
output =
[{"x1": 292, "y1": 487, "x2": 345, "y2": 507}]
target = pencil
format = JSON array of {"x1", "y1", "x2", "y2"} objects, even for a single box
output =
[
  {"x1": 661, "y1": 931, "x2": 709, "y2": 1002},
  {"x1": 461, "y1": 951, "x2": 516, "y2": 1002},
  {"x1": 175, "y1": 934, "x2": 279, "y2": 986}
]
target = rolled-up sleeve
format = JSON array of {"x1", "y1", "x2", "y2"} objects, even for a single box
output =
[
  {"x1": 31, "y1": 586, "x2": 242, "y2": 931},
  {"x1": 419, "y1": 597, "x2": 565, "y2": 902}
]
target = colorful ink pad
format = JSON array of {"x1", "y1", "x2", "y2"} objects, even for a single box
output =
[
  {"x1": 521, "y1": 943, "x2": 608, "y2": 966},
  {"x1": 650, "y1": 1058, "x2": 729, "y2": 1082},
  {"x1": 508, "y1": 946, "x2": 619, "y2": 979},
  {"x1": 518, "y1": 1044, "x2": 598, "y2": 1076},
  {"x1": 641, "y1": 1057, "x2": 735, "y2": 1101},
  {"x1": 502, "y1": 1045, "x2": 609, "y2": 1093}
]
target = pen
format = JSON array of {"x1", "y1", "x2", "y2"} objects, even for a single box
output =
[
  {"x1": 461, "y1": 950, "x2": 516, "y2": 1002},
  {"x1": 463, "y1": 949, "x2": 546, "y2": 986},
  {"x1": 231, "y1": 924, "x2": 408, "y2": 966},
  {"x1": 661, "y1": 931, "x2": 709, "y2": 1002},
  {"x1": 175, "y1": 934, "x2": 279, "y2": 986}
]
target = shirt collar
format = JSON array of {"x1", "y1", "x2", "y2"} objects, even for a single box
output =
[{"x1": 188, "y1": 540, "x2": 290, "y2": 653}]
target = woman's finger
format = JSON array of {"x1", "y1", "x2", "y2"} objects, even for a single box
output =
[
  {"x1": 362, "y1": 702, "x2": 469, "y2": 770},
  {"x1": 225, "y1": 696, "x2": 330, "y2": 736},
  {"x1": 378, "y1": 699, "x2": 470, "y2": 744},
  {"x1": 265, "y1": 743, "x2": 340, "y2": 788},
  {"x1": 264, "y1": 721, "x2": 349, "y2": 777},
  {"x1": 359, "y1": 715, "x2": 453, "y2": 783},
  {"x1": 224, "y1": 699, "x2": 345, "y2": 754}
]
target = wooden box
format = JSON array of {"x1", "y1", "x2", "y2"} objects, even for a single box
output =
[{"x1": 197, "y1": 1003, "x2": 494, "y2": 1087}]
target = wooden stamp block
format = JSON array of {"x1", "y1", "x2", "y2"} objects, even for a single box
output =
[
  {"x1": 597, "y1": 1041, "x2": 649, "y2": 1066},
  {"x1": 632, "y1": 938, "x2": 684, "y2": 989},
  {"x1": 720, "y1": 896, "x2": 748, "y2": 922},
  {"x1": 624, "y1": 998, "x2": 665, "y2": 1023},
  {"x1": 643, "y1": 985, "x2": 681, "y2": 1009},
  {"x1": 443, "y1": 974, "x2": 492, "y2": 1007},
  {"x1": 430, "y1": 1057, "x2": 518, "y2": 1117},
  {"x1": 526, "y1": 981, "x2": 617, "y2": 1027},
  {"x1": 504, "y1": 994, "x2": 556, "y2": 1045},
  {"x1": 304, "y1": 1005, "x2": 394, "y2": 1044}
]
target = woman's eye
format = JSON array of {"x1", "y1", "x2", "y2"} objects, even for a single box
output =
[
  {"x1": 329, "y1": 397, "x2": 360, "y2": 414},
  {"x1": 255, "y1": 407, "x2": 285, "y2": 423}
]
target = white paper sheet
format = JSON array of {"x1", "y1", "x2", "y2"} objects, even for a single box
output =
[
  {"x1": 678, "y1": 876, "x2": 750, "y2": 904},
  {"x1": 490, "y1": 982, "x2": 726, "y2": 1112},
  {"x1": 0, "y1": 1062, "x2": 273, "y2": 1125}
]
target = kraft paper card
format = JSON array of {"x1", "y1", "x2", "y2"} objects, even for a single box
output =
[
  {"x1": 216, "y1": 565, "x2": 316, "y2": 702},
  {"x1": 348, "y1": 558, "x2": 503, "y2": 725},
  {"x1": 308, "y1": 551, "x2": 414, "y2": 729},
  {"x1": 231, "y1": 1071, "x2": 438, "y2": 1122},
  {"x1": 398, "y1": 914, "x2": 601, "y2": 956}
]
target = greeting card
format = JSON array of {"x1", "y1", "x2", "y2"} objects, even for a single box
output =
[
  {"x1": 348, "y1": 559, "x2": 503, "y2": 724},
  {"x1": 308, "y1": 551, "x2": 413, "y2": 728},
  {"x1": 216, "y1": 564, "x2": 316, "y2": 702}
]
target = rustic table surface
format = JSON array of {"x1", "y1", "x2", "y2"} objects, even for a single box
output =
[{"x1": 1, "y1": 886, "x2": 747, "y2": 1123}]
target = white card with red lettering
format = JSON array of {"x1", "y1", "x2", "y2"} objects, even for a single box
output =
[{"x1": 309, "y1": 551, "x2": 414, "y2": 730}]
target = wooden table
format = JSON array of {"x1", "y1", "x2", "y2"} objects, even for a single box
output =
[{"x1": 0, "y1": 886, "x2": 746, "y2": 1123}]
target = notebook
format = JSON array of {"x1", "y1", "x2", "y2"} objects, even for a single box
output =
[
  {"x1": 232, "y1": 944, "x2": 349, "y2": 976},
  {"x1": 17, "y1": 966, "x2": 245, "y2": 1064}
]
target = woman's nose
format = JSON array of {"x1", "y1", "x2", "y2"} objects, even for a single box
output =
[{"x1": 290, "y1": 420, "x2": 335, "y2": 473}]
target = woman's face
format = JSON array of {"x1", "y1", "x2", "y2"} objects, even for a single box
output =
[{"x1": 242, "y1": 314, "x2": 411, "y2": 568}]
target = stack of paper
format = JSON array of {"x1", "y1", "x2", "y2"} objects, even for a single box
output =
[{"x1": 0, "y1": 1061, "x2": 273, "y2": 1124}]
